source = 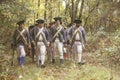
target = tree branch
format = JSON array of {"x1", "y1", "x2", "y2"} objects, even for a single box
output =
[
  {"x1": 79, "y1": 0, "x2": 84, "y2": 19},
  {"x1": 84, "y1": 1, "x2": 100, "y2": 27}
]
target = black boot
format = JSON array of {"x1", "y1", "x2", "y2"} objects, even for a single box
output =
[
  {"x1": 17, "y1": 57, "x2": 20, "y2": 65},
  {"x1": 52, "y1": 59, "x2": 55, "y2": 64},
  {"x1": 39, "y1": 60, "x2": 41, "y2": 64},
  {"x1": 60, "y1": 59, "x2": 63, "y2": 64},
  {"x1": 41, "y1": 64, "x2": 46, "y2": 68},
  {"x1": 78, "y1": 62, "x2": 85, "y2": 65},
  {"x1": 32, "y1": 53, "x2": 34, "y2": 63}
]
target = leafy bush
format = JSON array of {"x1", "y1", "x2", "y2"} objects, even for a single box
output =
[
  {"x1": 87, "y1": 26, "x2": 120, "y2": 66},
  {"x1": 0, "y1": 1, "x2": 31, "y2": 80}
]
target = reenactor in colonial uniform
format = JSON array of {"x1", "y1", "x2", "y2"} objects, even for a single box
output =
[
  {"x1": 51, "y1": 17, "x2": 66, "y2": 64},
  {"x1": 12, "y1": 20, "x2": 31, "y2": 66},
  {"x1": 46, "y1": 22, "x2": 55, "y2": 61},
  {"x1": 65, "y1": 23, "x2": 74, "y2": 60},
  {"x1": 69, "y1": 19, "x2": 86, "y2": 65},
  {"x1": 66, "y1": 23, "x2": 76, "y2": 61},
  {"x1": 28, "y1": 25, "x2": 35, "y2": 62},
  {"x1": 63, "y1": 27, "x2": 68, "y2": 60},
  {"x1": 31, "y1": 19, "x2": 50, "y2": 68}
]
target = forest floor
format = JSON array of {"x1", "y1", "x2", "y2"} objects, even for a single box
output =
[{"x1": 10, "y1": 52, "x2": 120, "y2": 80}]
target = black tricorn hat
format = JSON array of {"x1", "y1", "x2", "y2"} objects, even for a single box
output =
[
  {"x1": 17, "y1": 20, "x2": 25, "y2": 25},
  {"x1": 54, "y1": 17, "x2": 62, "y2": 21},
  {"x1": 36, "y1": 19, "x2": 44, "y2": 24},
  {"x1": 74, "y1": 19, "x2": 82, "y2": 24},
  {"x1": 49, "y1": 21, "x2": 55, "y2": 25},
  {"x1": 28, "y1": 25, "x2": 34, "y2": 31},
  {"x1": 54, "y1": 17, "x2": 62, "y2": 24}
]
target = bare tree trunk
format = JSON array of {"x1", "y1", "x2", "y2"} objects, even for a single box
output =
[
  {"x1": 49, "y1": 0, "x2": 53, "y2": 22},
  {"x1": 64, "y1": 0, "x2": 69, "y2": 16},
  {"x1": 64, "y1": 0, "x2": 70, "y2": 25},
  {"x1": 58, "y1": 0, "x2": 60, "y2": 16},
  {"x1": 38, "y1": 0, "x2": 40, "y2": 8},
  {"x1": 70, "y1": 0, "x2": 80, "y2": 23},
  {"x1": 79, "y1": 0, "x2": 84, "y2": 19},
  {"x1": 44, "y1": 0, "x2": 47, "y2": 20},
  {"x1": 74, "y1": 0, "x2": 80, "y2": 19},
  {"x1": 34, "y1": 12, "x2": 36, "y2": 24},
  {"x1": 36, "y1": 0, "x2": 40, "y2": 18},
  {"x1": 71, "y1": 0, "x2": 74, "y2": 23},
  {"x1": 84, "y1": 1, "x2": 99, "y2": 28}
]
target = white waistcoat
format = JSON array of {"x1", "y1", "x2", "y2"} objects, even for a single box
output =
[{"x1": 75, "y1": 32, "x2": 80, "y2": 40}]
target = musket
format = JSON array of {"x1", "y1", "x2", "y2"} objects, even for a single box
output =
[{"x1": 11, "y1": 44, "x2": 15, "y2": 66}]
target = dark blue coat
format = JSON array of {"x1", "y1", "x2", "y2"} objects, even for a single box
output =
[
  {"x1": 51, "y1": 25, "x2": 66, "y2": 43},
  {"x1": 69, "y1": 26, "x2": 86, "y2": 46},
  {"x1": 12, "y1": 28, "x2": 30, "y2": 47},
  {"x1": 31, "y1": 26, "x2": 50, "y2": 46}
]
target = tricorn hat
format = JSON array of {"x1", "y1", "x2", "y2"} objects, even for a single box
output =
[
  {"x1": 54, "y1": 17, "x2": 62, "y2": 24},
  {"x1": 17, "y1": 20, "x2": 25, "y2": 25},
  {"x1": 28, "y1": 25, "x2": 34, "y2": 31},
  {"x1": 49, "y1": 21, "x2": 55, "y2": 25},
  {"x1": 74, "y1": 19, "x2": 82, "y2": 24},
  {"x1": 36, "y1": 19, "x2": 44, "y2": 24},
  {"x1": 54, "y1": 17, "x2": 62, "y2": 21}
]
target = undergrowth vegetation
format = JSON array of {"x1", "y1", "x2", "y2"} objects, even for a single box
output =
[{"x1": 0, "y1": 26, "x2": 120, "y2": 80}]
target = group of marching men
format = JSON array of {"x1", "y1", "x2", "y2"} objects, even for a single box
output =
[{"x1": 11, "y1": 17, "x2": 87, "y2": 68}]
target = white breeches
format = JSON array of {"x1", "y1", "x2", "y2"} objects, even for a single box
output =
[
  {"x1": 36, "y1": 42, "x2": 46, "y2": 65},
  {"x1": 53, "y1": 39, "x2": 63, "y2": 59},
  {"x1": 73, "y1": 42, "x2": 83, "y2": 62},
  {"x1": 73, "y1": 42, "x2": 82, "y2": 54},
  {"x1": 17, "y1": 45, "x2": 26, "y2": 57}
]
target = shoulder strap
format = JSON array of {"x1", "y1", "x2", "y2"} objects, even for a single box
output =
[
  {"x1": 16, "y1": 29, "x2": 28, "y2": 45},
  {"x1": 71, "y1": 27, "x2": 83, "y2": 41},
  {"x1": 52, "y1": 26, "x2": 63, "y2": 40},
  {"x1": 72, "y1": 28, "x2": 79, "y2": 39},
  {"x1": 16, "y1": 29, "x2": 25, "y2": 40},
  {"x1": 35, "y1": 28, "x2": 43, "y2": 40}
]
